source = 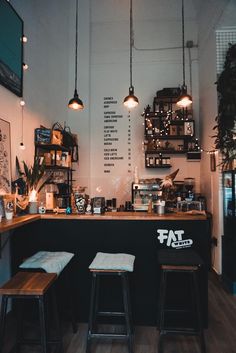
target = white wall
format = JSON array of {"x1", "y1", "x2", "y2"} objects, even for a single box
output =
[{"x1": 86, "y1": 0, "x2": 201, "y2": 205}]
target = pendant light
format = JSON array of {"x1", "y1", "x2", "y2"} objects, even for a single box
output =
[
  {"x1": 68, "y1": 0, "x2": 84, "y2": 110},
  {"x1": 123, "y1": 0, "x2": 139, "y2": 109},
  {"x1": 176, "y1": 0, "x2": 192, "y2": 108}
]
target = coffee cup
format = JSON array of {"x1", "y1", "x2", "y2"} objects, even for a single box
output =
[{"x1": 5, "y1": 211, "x2": 13, "y2": 220}]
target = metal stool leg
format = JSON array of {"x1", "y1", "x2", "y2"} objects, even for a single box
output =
[
  {"x1": 193, "y1": 271, "x2": 206, "y2": 353},
  {"x1": 122, "y1": 273, "x2": 133, "y2": 353},
  {"x1": 86, "y1": 273, "x2": 97, "y2": 353},
  {"x1": 158, "y1": 270, "x2": 167, "y2": 353},
  {"x1": 51, "y1": 286, "x2": 63, "y2": 353},
  {"x1": 16, "y1": 299, "x2": 24, "y2": 353},
  {"x1": 0, "y1": 295, "x2": 8, "y2": 353},
  {"x1": 38, "y1": 296, "x2": 48, "y2": 353}
]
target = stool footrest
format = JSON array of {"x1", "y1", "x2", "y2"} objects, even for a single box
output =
[
  {"x1": 160, "y1": 328, "x2": 201, "y2": 336},
  {"x1": 97, "y1": 311, "x2": 125, "y2": 317},
  {"x1": 89, "y1": 333, "x2": 129, "y2": 340},
  {"x1": 18, "y1": 338, "x2": 61, "y2": 345}
]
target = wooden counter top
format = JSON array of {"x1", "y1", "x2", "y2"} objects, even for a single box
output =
[
  {"x1": 0, "y1": 214, "x2": 40, "y2": 233},
  {"x1": 0, "y1": 211, "x2": 208, "y2": 233},
  {"x1": 41, "y1": 211, "x2": 207, "y2": 221}
]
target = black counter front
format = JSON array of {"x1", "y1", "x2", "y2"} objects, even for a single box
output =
[{"x1": 10, "y1": 215, "x2": 211, "y2": 326}]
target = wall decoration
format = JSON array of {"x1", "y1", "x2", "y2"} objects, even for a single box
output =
[
  {"x1": 210, "y1": 152, "x2": 216, "y2": 172},
  {"x1": 0, "y1": 0, "x2": 24, "y2": 97},
  {"x1": 0, "y1": 118, "x2": 11, "y2": 193},
  {"x1": 184, "y1": 121, "x2": 194, "y2": 136}
]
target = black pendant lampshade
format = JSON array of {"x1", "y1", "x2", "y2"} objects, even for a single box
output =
[
  {"x1": 176, "y1": 0, "x2": 192, "y2": 108},
  {"x1": 68, "y1": 0, "x2": 84, "y2": 110},
  {"x1": 123, "y1": 0, "x2": 139, "y2": 109}
]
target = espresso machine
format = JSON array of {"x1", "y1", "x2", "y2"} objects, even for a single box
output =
[{"x1": 132, "y1": 182, "x2": 161, "y2": 211}]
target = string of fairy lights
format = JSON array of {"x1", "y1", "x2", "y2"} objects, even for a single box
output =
[{"x1": 19, "y1": 33, "x2": 28, "y2": 150}]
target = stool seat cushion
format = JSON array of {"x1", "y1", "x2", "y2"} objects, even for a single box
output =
[
  {"x1": 89, "y1": 252, "x2": 135, "y2": 272},
  {"x1": 158, "y1": 249, "x2": 204, "y2": 266},
  {"x1": 19, "y1": 251, "x2": 74, "y2": 276}
]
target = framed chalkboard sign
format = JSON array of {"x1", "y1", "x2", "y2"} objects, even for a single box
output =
[{"x1": 0, "y1": 118, "x2": 11, "y2": 193}]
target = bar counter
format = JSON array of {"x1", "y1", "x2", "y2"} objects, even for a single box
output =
[
  {"x1": 3, "y1": 211, "x2": 211, "y2": 326},
  {"x1": 0, "y1": 211, "x2": 207, "y2": 233}
]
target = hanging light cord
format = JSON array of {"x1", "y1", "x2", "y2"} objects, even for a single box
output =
[
  {"x1": 129, "y1": 0, "x2": 134, "y2": 88},
  {"x1": 182, "y1": 0, "x2": 185, "y2": 86},
  {"x1": 21, "y1": 104, "x2": 24, "y2": 143},
  {"x1": 74, "y1": 0, "x2": 78, "y2": 90}
]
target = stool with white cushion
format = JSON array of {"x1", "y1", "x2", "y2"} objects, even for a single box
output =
[
  {"x1": 86, "y1": 252, "x2": 135, "y2": 353},
  {"x1": 19, "y1": 251, "x2": 77, "y2": 333}
]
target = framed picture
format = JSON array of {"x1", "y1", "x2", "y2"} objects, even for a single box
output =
[
  {"x1": 169, "y1": 125, "x2": 177, "y2": 136},
  {"x1": 210, "y1": 152, "x2": 216, "y2": 172},
  {"x1": 0, "y1": 118, "x2": 12, "y2": 193},
  {"x1": 184, "y1": 121, "x2": 194, "y2": 136},
  {"x1": 71, "y1": 145, "x2": 79, "y2": 162},
  {"x1": 0, "y1": 0, "x2": 24, "y2": 97}
]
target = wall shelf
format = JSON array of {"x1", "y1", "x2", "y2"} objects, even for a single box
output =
[{"x1": 143, "y1": 89, "x2": 201, "y2": 168}]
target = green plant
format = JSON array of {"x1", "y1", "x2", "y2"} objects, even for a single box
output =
[
  {"x1": 213, "y1": 43, "x2": 236, "y2": 169},
  {"x1": 16, "y1": 156, "x2": 51, "y2": 194}
]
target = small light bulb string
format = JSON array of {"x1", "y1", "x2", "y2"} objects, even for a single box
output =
[
  {"x1": 20, "y1": 99, "x2": 26, "y2": 149},
  {"x1": 200, "y1": 148, "x2": 218, "y2": 155}
]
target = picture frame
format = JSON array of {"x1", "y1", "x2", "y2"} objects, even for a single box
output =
[
  {"x1": 0, "y1": 0, "x2": 24, "y2": 97},
  {"x1": 184, "y1": 121, "x2": 194, "y2": 136},
  {"x1": 71, "y1": 145, "x2": 79, "y2": 162},
  {"x1": 0, "y1": 118, "x2": 12, "y2": 193},
  {"x1": 210, "y1": 152, "x2": 216, "y2": 172},
  {"x1": 169, "y1": 125, "x2": 177, "y2": 136}
]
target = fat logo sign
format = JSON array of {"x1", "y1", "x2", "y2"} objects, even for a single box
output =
[{"x1": 157, "y1": 229, "x2": 193, "y2": 249}]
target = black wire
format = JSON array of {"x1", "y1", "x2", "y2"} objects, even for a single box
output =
[
  {"x1": 75, "y1": 0, "x2": 78, "y2": 90},
  {"x1": 130, "y1": 0, "x2": 133, "y2": 88},
  {"x1": 21, "y1": 104, "x2": 24, "y2": 144},
  {"x1": 182, "y1": 0, "x2": 185, "y2": 86}
]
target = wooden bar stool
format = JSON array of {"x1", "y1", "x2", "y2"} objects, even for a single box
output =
[
  {"x1": 19, "y1": 251, "x2": 77, "y2": 333},
  {"x1": 0, "y1": 271, "x2": 62, "y2": 353},
  {"x1": 157, "y1": 249, "x2": 206, "y2": 353},
  {"x1": 86, "y1": 252, "x2": 135, "y2": 353}
]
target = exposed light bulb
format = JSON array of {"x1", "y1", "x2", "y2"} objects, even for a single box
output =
[
  {"x1": 19, "y1": 142, "x2": 25, "y2": 150},
  {"x1": 124, "y1": 97, "x2": 139, "y2": 109},
  {"x1": 22, "y1": 35, "x2": 28, "y2": 43},
  {"x1": 23, "y1": 63, "x2": 29, "y2": 70},
  {"x1": 123, "y1": 87, "x2": 139, "y2": 109},
  {"x1": 20, "y1": 100, "x2": 25, "y2": 106},
  {"x1": 176, "y1": 96, "x2": 192, "y2": 108},
  {"x1": 69, "y1": 101, "x2": 84, "y2": 110}
]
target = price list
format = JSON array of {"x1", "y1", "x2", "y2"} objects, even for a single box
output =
[{"x1": 103, "y1": 96, "x2": 132, "y2": 174}]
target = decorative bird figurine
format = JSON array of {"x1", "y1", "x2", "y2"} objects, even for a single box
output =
[{"x1": 160, "y1": 169, "x2": 179, "y2": 190}]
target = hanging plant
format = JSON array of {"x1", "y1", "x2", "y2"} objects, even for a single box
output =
[{"x1": 213, "y1": 43, "x2": 236, "y2": 169}]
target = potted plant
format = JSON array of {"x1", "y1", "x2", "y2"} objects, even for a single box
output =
[
  {"x1": 213, "y1": 43, "x2": 236, "y2": 169},
  {"x1": 15, "y1": 156, "x2": 52, "y2": 213}
]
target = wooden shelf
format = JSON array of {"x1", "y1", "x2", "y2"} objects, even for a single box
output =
[
  {"x1": 45, "y1": 165, "x2": 71, "y2": 170},
  {"x1": 35, "y1": 143, "x2": 70, "y2": 152},
  {"x1": 146, "y1": 165, "x2": 172, "y2": 169},
  {"x1": 146, "y1": 150, "x2": 188, "y2": 154},
  {"x1": 145, "y1": 134, "x2": 193, "y2": 140}
]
